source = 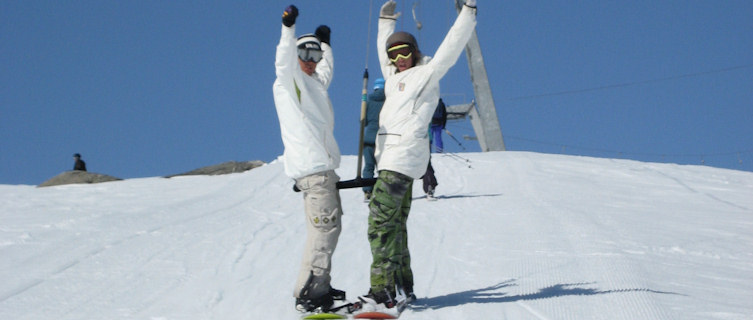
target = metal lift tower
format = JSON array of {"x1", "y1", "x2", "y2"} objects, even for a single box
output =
[{"x1": 455, "y1": 0, "x2": 505, "y2": 151}]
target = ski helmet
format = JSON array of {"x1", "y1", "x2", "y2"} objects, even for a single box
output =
[
  {"x1": 386, "y1": 32, "x2": 418, "y2": 53},
  {"x1": 386, "y1": 31, "x2": 421, "y2": 65}
]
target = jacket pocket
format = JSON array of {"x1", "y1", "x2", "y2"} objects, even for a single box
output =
[{"x1": 378, "y1": 133, "x2": 402, "y2": 146}]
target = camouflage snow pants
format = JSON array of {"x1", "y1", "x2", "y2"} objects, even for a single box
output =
[{"x1": 368, "y1": 170, "x2": 414, "y2": 294}]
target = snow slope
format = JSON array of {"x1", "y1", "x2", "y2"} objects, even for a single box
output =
[{"x1": 1, "y1": 152, "x2": 752, "y2": 319}]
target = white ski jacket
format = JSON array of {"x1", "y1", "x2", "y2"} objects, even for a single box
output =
[
  {"x1": 375, "y1": 5, "x2": 477, "y2": 179},
  {"x1": 273, "y1": 25, "x2": 340, "y2": 179}
]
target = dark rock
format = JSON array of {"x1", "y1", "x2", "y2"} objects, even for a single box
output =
[
  {"x1": 165, "y1": 160, "x2": 265, "y2": 178},
  {"x1": 38, "y1": 171, "x2": 122, "y2": 187}
]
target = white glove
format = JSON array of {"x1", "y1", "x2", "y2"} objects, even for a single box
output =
[
  {"x1": 465, "y1": 0, "x2": 476, "y2": 8},
  {"x1": 380, "y1": 0, "x2": 401, "y2": 19}
]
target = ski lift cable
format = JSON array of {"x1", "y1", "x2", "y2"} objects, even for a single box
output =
[{"x1": 364, "y1": 0, "x2": 374, "y2": 68}]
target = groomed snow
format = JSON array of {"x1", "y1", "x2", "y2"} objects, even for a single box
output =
[{"x1": 1, "y1": 152, "x2": 752, "y2": 319}]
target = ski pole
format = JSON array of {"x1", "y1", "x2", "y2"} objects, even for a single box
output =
[
  {"x1": 444, "y1": 129, "x2": 467, "y2": 151},
  {"x1": 442, "y1": 152, "x2": 472, "y2": 168},
  {"x1": 356, "y1": 0, "x2": 374, "y2": 180},
  {"x1": 356, "y1": 68, "x2": 369, "y2": 179}
]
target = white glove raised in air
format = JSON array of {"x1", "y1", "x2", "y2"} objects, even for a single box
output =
[{"x1": 380, "y1": 0, "x2": 401, "y2": 19}]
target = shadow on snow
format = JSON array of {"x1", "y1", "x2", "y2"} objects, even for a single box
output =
[
  {"x1": 410, "y1": 280, "x2": 683, "y2": 311},
  {"x1": 411, "y1": 193, "x2": 503, "y2": 201}
]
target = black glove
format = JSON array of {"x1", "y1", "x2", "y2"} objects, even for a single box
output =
[
  {"x1": 315, "y1": 25, "x2": 331, "y2": 45},
  {"x1": 282, "y1": 5, "x2": 298, "y2": 27}
]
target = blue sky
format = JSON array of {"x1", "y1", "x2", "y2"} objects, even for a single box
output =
[{"x1": 2, "y1": 0, "x2": 752, "y2": 185}]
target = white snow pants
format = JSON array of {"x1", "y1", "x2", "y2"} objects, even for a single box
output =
[{"x1": 293, "y1": 170, "x2": 343, "y2": 299}]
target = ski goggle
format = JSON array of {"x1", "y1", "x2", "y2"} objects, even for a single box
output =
[
  {"x1": 297, "y1": 48, "x2": 323, "y2": 63},
  {"x1": 388, "y1": 44, "x2": 413, "y2": 63}
]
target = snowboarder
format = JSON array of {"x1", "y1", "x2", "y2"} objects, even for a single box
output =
[
  {"x1": 357, "y1": 0, "x2": 478, "y2": 314},
  {"x1": 73, "y1": 153, "x2": 87, "y2": 171},
  {"x1": 362, "y1": 78, "x2": 386, "y2": 202},
  {"x1": 272, "y1": 4, "x2": 346, "y2": 313}
]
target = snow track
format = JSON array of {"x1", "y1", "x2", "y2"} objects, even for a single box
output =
[{"x1": 1, "y1": 152, "x2": 752, "y2": 319}]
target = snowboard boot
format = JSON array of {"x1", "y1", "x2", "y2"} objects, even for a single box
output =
[
  {"x1": 356, "y1": 288, "x2": 406, "y2": 312},
  {"x1": 329, "y1": 287, "x2": 346, "y2": 301},
  {"x1": 295, "y1": 287, "x2": 347, "y2": 313},
  {"x1": 295, "y1": 294, "x2": 333, "y2": 313}
]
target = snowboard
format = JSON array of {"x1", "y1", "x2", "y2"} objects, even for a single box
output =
[
  {"x1": 300, "y1": 300, "x2": 358, "y2": 319},
  {"x1": 353, "y1": 311, "x2": 398, "y2": 319},
  {"x1": 301, "y1": 312, "x2": 347, "y2": 319}
]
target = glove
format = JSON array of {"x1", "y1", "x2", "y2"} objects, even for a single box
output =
[
  {"x1": 282, "y1": 5, "x2": 298, "y2": 27},
  {"x1": 315, "y1": 25, "x2": 331, "y2": 45},
  {"x1": 380, "y1": 0, "x2": 401, "y2": 19},
  {"x1": 465, "y1": 0, "x2": 476, "y2": 8}
]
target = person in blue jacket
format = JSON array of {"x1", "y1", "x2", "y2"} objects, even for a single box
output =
[{"x1": 362, "y1": 78, "x2": 386, "y2": 201}]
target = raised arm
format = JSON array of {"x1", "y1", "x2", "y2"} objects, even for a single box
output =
[
  {"x1": 376, "y1": 1, "x2": 400, "y2": 78},
  {"x1": 427, "y1": 2, "x2": 477, "y2": 79},
  {"x1": 275, "y1": 5, "x2": 299, "y2": 83},
  {"x1": 313, "y1": 25, "x2": 334, "y2": 89}
]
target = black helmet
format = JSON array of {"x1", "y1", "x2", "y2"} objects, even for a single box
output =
[{"x1": 73, "y1": 153, "x2": 81, "y2": 158}]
